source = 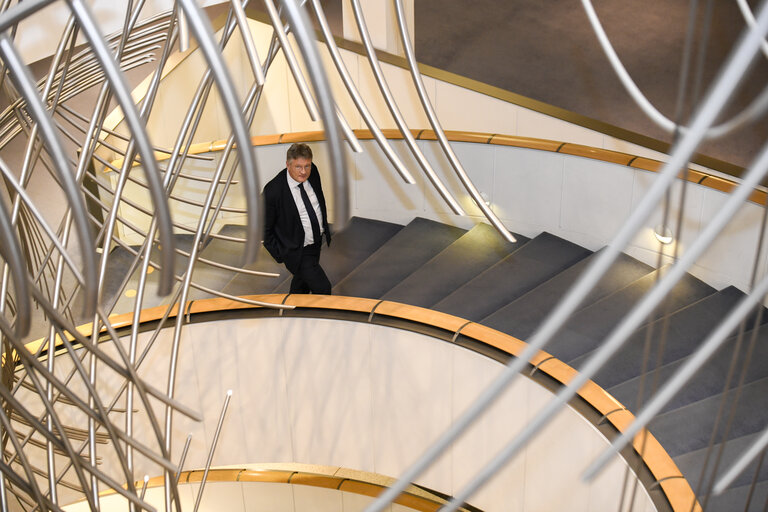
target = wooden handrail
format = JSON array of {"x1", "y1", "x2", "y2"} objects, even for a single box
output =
[
  {"x1": 74, "y1": 464, "x2": 467, "y2": 512},
  {"x1": 104, "y1": 129, "x2": 766, "y2": 209},
  {"x1": 28, "y1": 294, "x2": 700, "y2": 512}
]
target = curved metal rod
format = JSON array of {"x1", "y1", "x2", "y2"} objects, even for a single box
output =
[
  {"x1": 336, "y1": 102, "x2": 363, "y2": 153},
  {"x1": 365, "y1": 2, "x2": 768, "y2": 509},
  {"x1": 0, "y1": 159, "x2": 86, "y2": 287},
  {"x1": 714, "y1": 423, "x2": 768, "y2": 495},
  {"x1": 0, "y1": 174, "x2": 29, "y2": 342},
  {"x1": 737, "y1": 0, "x2": 768, "y2": 60},
  {"x1": 178, "y1": 0, "x2": 262, "y2": 264},
  {"x1": 230, "y1": 0, "x2": 265, "y2": 85},
  {"x1": 68, "y1": 0, "x2": 176, "y2": 295},
  {"x1": 348, "y1": 0, "x2": 464, "y2": 215},
  {"x1": 281, "y1": 0, "x2": 350, "y2": 229},
  {"x1": 262, "y1": 0, "x2": 319, "y2": 121},
  {"x1": 581, "y1": 0, "x2": 768, "y2": 138},
  {"x1": 310, "y1": 0, "x2": 414, "y2": 183},
  {"x1": 0, "y1": 180, "x2": 32, "y2": 339},
  {"x1": 0, "y1": 0, "x2": 57, "y2": 33},
  {"x1": 0, "y1": 35, "x2": 97, "y2": 316},
  {"x1": 192, "y1": 390, "x2": 232, "y2": 512},
  {"x1": 0, "y1": 406, "x2": 51, "y2": 512},
  {"x1": 393, "y1": 0, "x2": 515, "y2": 242}
]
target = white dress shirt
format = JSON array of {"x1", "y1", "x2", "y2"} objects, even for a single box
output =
[{"x1": 286, "y1": 172, "x2": 324, "y2": 246}]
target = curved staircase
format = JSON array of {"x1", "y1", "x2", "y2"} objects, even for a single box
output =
[{"x1": 104, "y1": 216, "x2": 768, "y2": 511}]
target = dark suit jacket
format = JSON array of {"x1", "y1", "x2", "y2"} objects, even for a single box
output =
[{"x1": 262, "y1": 163, "x2": 331, "y2": 270}]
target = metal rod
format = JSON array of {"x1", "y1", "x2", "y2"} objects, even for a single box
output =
[
  {"x1": 230, "y1": 0, "x2": 265, "y2": 85},
  {"x1": 68, "y1": 0, "x2": 176, "y2": 295},
  {"x1": 262, "y1": 0, "x2": 320, "y2": 121},
  {"x1": 193, "y1": 390, "x2": 232, "y2": 512},
  {"x1": 0, "y1": 172, "x2": 30, "y2": 338},
  {"x1": 0, "y1": 0, "x2": 57, "y2": 34},
  {"x1": 393, "y1": 0, "x2": 514, "y2": 241},
  {"x1": 310, "y1": 0, "x2": 413, "y2": 182},
  {"x1": 179, "y1": 0, "x2": 262, "y2": 264},
  {"x1": 175, "y1": 434, "x2": 193, "y2": 484},
  {"x1": 0, "y1": 35, "x2": 97, "y2": 316},
  {"x1": 715, "y1": 426, "x2": 768, "y2": 495},
  {"x1": 348, "y1": 0, "x2": 464, "y2": 215}
]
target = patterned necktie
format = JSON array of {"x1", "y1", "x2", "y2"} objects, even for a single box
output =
[{"x1": 298, "y1": 182, "x2": 321, "y2": 245}]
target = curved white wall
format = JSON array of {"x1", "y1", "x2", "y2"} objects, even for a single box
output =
[{"x1": 40, "y1": 316, "x2": 655, "y2": 511}]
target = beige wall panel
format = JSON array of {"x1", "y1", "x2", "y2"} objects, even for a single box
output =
[{"x1": 433, "y1": 80, "x2": 518, "y2": 135}]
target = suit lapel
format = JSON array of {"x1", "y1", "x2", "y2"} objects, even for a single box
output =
[{"x1": 281, "y1": 169, "x2": 301, "y2": 226}]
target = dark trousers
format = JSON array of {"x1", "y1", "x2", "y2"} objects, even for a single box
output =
[{"x1": 288, "y1": 242, "x2": 331, "y2": 294}]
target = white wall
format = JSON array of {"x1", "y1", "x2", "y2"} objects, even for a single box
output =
[{"x1": 46, "y1": 316, "x2": 656, "y2": 512}]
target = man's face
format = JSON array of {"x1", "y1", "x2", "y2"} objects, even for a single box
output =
[{"x1": 287, "y1": 157, "x2": 312, "y2": 183}]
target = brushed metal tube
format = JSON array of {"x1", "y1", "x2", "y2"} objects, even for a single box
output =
[
  {"x1": 0, "y1": 0, "x2": 57, "y2": 33},
  {"x1": 348, "y1": 0, "x2": 464, "y2": 215},
  {"x1": 0, "y1": 35, "x2": 96, "y2": 315},
  {"x1": 193, "y1": 390, "x2": 232, "y2": 512},
  {"x1": 0, "y1": 160, "x2": 86, "y2": 286},
  {"x1": 139, "y1": 475, "x2": 149, "y2": 502},
  {"x1": 0, "y1": 184, "x2": 29, "y2": 341},
  {"x1": 310, "y1": 0, "x2": 413, "y2": 182},
  {"x1": 0, "y1": 472, "x2": 7, "y2": 512},
  {"x1": 281, "y1": 0, "x2": 350, "y2": 230},
  {"x1": 0, "y1": 182, "x2": 32, "y2": 340},
  {"x1": 230, "y1": 0, "x2": 265, "y2": 85},
  {"x1": 124, "y1": 8, "x2": 179, "y2": 480},
  {"x1": 179, "y1": 7, "x2": 190, "y2": 52},
  {"x1": 175, "y1": 434, "x2": 193, "y2": 484},
  {"x1": 365, "y1": 2, "x2": 766, "y2": 509},
  {"x1": 262, "y1": 0, "x2": 320, "y2": 121},
  {"x1": 68, "y1": 0, "x2": 176, "y2": 295},
  {"x1": 393, "y1": 0, "x2": 515, "y2": 242},
  {"x1": 158, "y1": 6, "x2": 261, "y2": 507},
  {"x1": 714, "y1": 425, "x2": 768, "y2": 495},
  {"x1": 179, "y1": 0, "x2": 262, "y2": 263},
  {"x1": 336, "y1": 103, "x2": 363, "y2": 153},
  {"x1": 0, "y1": 406, "x2": 48, "y2": 511}
]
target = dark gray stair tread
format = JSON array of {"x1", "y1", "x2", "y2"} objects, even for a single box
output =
[
  {"x1": 272, "y1": 217, "x2": 404, "y2": 294},
  {"x1": 333, "y1": 217, "x2": 466, "y2": 299},
  {"x1": 675, "y1": 431, "x2": 768, "y2": 493},
  {"x1": 188, "y1": 226, "x2": 254, "y2": 299},
  {"x1": 703, "y1": 479, "x2": 768, "y2": 512},
  {"x1": 432, "y1": 232, "x2": 591, "y2": 321},
  {"x1": 546, "y1": 268, "x2": 716, "y2": 364},
  {"x1": 608, "y1": 323, "x2": 768, "y2": 415},
  {"x1": 482, "y1": 250, "x2": 653, "y2": 339},
  {"x1": 581, "y1": 286, "x2": 752, "y2": 391},
  {"x1": 381, "y1": 223, "x2": 527, "y2": 307},
  {"x1": 648, "y1": 377, "x2": 768, "y2": 457},
  {"x1": 219, "y1": 246, "x2": 290, "y2": 297},
  {"x1": 101, "y1": 234, "x2": 202, "y2": 312}
]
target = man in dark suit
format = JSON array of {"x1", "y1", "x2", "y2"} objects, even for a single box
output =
[{"x1": 262, "y1": 143, "x2": 332, "y2": 294}]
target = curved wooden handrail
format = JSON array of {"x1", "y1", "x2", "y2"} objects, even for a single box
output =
[
  {"x1": 84, "y1": 464, "x2": 464, "y2": 512},
  {"x1": 27, "y1": 294, "x2": 700, "y2": 512},
  {"x1": 105, "y1": 129, "x2": 766, "y2": 208}
]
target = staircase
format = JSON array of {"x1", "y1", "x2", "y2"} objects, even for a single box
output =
[{"x1": 105, "y1": 216, "x2": 768, "y2": 511}]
